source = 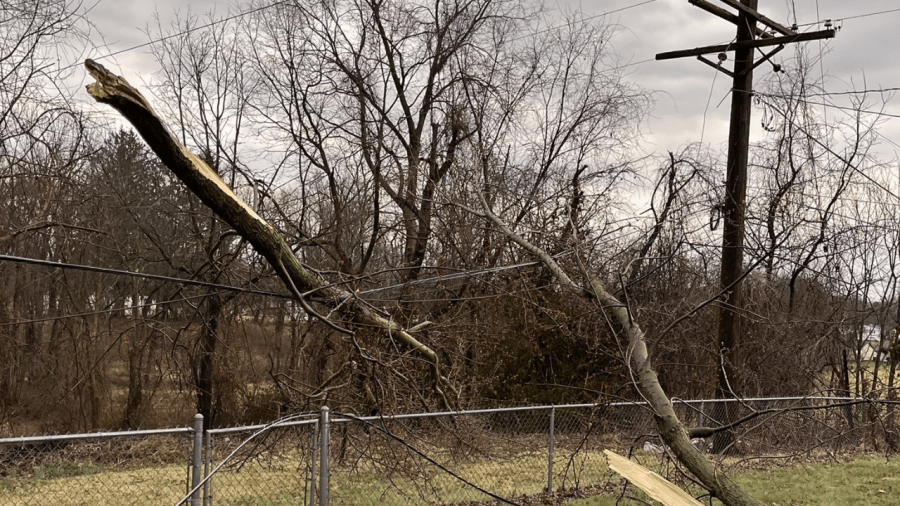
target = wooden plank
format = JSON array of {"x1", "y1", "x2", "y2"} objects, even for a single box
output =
[
  {"x1": 656, "y1": 29, "x2": 834, "y2": 60},
  {"x1": 604, "y1": 450, "x2": 704, "y2": 506},
  {"x1": 688, "y1": 0, "x2": 772, "y2": 38},
  {"x1": 717, "y1": 0, "x2": 796, "y2": 36},
  {"x1": 697, "y1": 55, "x2": 734, "y2": 77},
  {"x1": 746, "y1": 44, "x2": 785, "y2": 75}
]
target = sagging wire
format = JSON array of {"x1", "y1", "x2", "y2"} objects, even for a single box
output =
[
  {"x1": 335, "y1": 412, "x2": 524, "y2": 506},
  {"x1": 174, "y1": 412, "x2": 319, "y2": 506},
  {"x1": 174, "y1": 410, "x2": 524, "y2": 506}
]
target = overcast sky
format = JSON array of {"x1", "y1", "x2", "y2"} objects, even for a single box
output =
[{"x1": 79, "y1": 0, "x2": 900, "y2": 165}]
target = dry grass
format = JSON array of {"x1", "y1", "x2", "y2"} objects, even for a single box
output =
[
  {"x1": 0, "y1": 463, "x2": 186, "y2": 506},
  {"x1": 3, "y1": 426, "x2": 898, "y2": 506},
  {"x1": 0, "y1": 449, "x2": 612, "y2": 506}
]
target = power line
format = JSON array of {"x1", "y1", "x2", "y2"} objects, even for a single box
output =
[
  {"x1": 337, "y1": 412, "x2": 522, "y2": 506},
  {"x1": 357, "y1": 258, "x2": 555, "y2": 297},
  {"x1": 0, "y1": 254, "x2": 291, "y2": 299},
  {"x1": 63, "y1": 0, "x2": 288, "y2": 72},
  {"x1": 837, "y1": 7, "x2": 900, "y2": 22},
  {"x1": 699, "y1": 41, "x2": 733, "y2": 144},
  {"x1": 814, "y1": 0, "x2": 828, "y2": 125},
  {"x1": 803, "y1": 88, "x2": 900, "y2": 97},
  {"x1": 0, "y1": 253, "x2": 573, "y2": 305},
  {"x1": 753, "y1": 87, "x2": 900, "y2": 152},
  {"x1": 505, "y1": 0, "x2": 658, "y2": 43},
  {"x1": 72, "y1": 0, "x2": 656, "y2": 73},
  {"x1": 754, "y1": 90, "x2": 900, "y2": 120},
  {"x1": 540, "y1": 0, "x2": 658, "y2": 36},
  {"x1": 0, "y1": 292, "x2": 221, "y2": 327},
  {"x1": 755, "y1": 96, "x2": 900, "y2": 202},
  {"x1": 796, "y1": 7, "x2": 900, "y2": 28}
]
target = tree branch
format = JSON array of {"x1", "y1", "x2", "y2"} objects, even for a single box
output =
[{"x1": 84, "y1": 59, "x2": 455, "y2": 409}]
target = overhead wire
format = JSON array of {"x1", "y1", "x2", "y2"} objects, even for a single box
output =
[
  {"x1": 519, "y1": 0, "x2": 658, "y2": 42},
  {"x1": 751, "y1": 93, "x2": 900, "y2": 202},
  {"x1": 802, "y1": 88, "x2": 900, "y2": 97},
  {"x1": 795, "y1": 6, "x2": 900, "y2": 27},
  {"x1": 0, "y1": 253, "x2": 576, "y2": 305},
  {"x1": 754, "y1": 90, "x2": 900, "y2": 119},
  {"x1": 337, "y1": 412, "x2": 523, "y2": 506},
  {"x1": 0, "y1": 254, "x2": 291, "y2": 299},
  {"x1": 698, "y1": 48, "x2": 727, "y2": 145},
  {"x1": 71, "y1": 0, "x2": 658, "y2": 74},
  {"x1": 62, "y1": 0, "x2": 290, "y2": 72},
  {"x1": 0, "y1": 291, "x2": 224, "y2": 327}
]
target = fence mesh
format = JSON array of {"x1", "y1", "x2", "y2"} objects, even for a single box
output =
[
  {"x1": 206, "y1": 420, "x2": 318, "y2": 506},
  {"x1": 0, "y1": 432, "x2": 192, "y2": 506},
  {"x1": 325, "y1": 408, "x2": 611, "y2": 505},
  {"x1": 0, "y1": 398, "x2": 897, "y2": 506}
]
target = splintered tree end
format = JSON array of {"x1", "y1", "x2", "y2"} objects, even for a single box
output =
[{"x1": 84, "y1": 59, "x2": 155, "y2": 112}]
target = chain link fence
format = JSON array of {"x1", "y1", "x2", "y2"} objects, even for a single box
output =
[
  {"x1": 1, "y1": 397, "x2": 897, "y2": 505},
  {"x1": 203, "y1": 415, "x2": 320, "y2": 506},
  {"x1": 0, "y1": 427, "x2": 195, "y2": 505}
]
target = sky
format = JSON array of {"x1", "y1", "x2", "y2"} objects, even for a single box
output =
[
  {"x1": 594, "y1": 0, "x2": 900, "y2": 159},
  {"x1": 77, "y1": 0, "x2": 900, "y2": 166}
]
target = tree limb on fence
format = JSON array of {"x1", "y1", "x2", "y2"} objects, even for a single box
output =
[
  {"x1": 469, "y1": 192, "x2": 763, "y2": 506},
  {"x1": 687, "y1": 398, "x2": 892, "y2": 438},
  {"x1": 83, "y1": 59, "x2": 454, "y2": 408}
]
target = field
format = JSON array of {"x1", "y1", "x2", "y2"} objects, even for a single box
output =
[{"x1": 2, "y1": 449, "x2": 899, "y2": 506}]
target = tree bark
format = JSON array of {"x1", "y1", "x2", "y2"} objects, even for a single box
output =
[
  {"x1": 84, "y1": 60, "x2": 454, "y2": 407},
  {"x1": 473, "y1": 196, "x2": 763, "y2": 506}
]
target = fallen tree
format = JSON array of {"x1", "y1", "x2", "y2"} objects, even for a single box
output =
[
  {"x1": 84, "y1": 59, "x2": 762, "y2": 505},
  {"x1": 465, "y1": 185, "x2": 763, "y2": 506},
  {"x1": 84, "y1": 59, "x2": 455, "y2": 408}
]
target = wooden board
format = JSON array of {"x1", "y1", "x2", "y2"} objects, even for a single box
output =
[{"x1": 604, "y1": 450, "x2": 704, "y2": 506}]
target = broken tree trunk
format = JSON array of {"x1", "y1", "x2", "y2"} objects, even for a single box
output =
[
  {"x1": 472, "y1": 196, "x2": 763, "y2": 506},
  {"x1": 84, "y1": 59, "x2": 453, "y2": 407}
]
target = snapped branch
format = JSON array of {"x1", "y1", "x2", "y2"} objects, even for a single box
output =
[{"x1": 84, "y1": 59, "x2": 455, "y2": 408}]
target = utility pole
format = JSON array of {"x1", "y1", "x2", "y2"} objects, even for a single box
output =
[{"x1": 656, "y1": 1, "x2": 834, "y2": 452}]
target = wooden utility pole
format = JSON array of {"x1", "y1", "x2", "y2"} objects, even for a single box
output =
[{"x1": 657, "y1": 1, "x2": 834, "y2": 451}]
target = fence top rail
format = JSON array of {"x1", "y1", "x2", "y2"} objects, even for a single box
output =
[
  {"x1": 327, "y1": 396, "x2": 869, "y2": 425},
  {"x1": 207, "y1": 416, "x2": 318, "y2": 435},
  {"x1": 0, "y1": 427, "x2": 193, "y2": 445},
  {"x1": 1, "y1": 396, "x2": 879, "y2": 442}
]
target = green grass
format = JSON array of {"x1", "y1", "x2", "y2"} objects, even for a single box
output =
[
  {"x1": 734, "y1": 457, "x2": 900, "y2": 506},
  {"x1": 571, "y1": 456, "x2": 900, "y2": 506}
]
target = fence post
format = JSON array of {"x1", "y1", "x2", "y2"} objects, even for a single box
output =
[
  {"x1": 319, "y1": 406, "x2": 330, "y2": 506},
  {"x1": 191, "y1": 414, "x2": 204, "y2": 506},
  {"x1": 204, "y1": 430, "x2": 213, "y2": 506},
  {"x1": 547, "y1": 406, "x2": 555, "y2": 493},
  {"x1": 309, "y1": 419, "x2": 318, "y2": 506}
]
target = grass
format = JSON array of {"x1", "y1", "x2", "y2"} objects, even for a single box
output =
[
  {"x1": 733, "y1": 457, "x2": 900, "y2": 506},
  {"x1": 820, "y1": 360, "x2": 898, "y2": 397},
  {"x1": 572, "y1": 456, "x2": 900, "y2": 506},
  {"x1": 2, "y1": 449, "x2": 900, "y2": 506},
  {"x1": 326, "y1": 451, "x2": 611, "y2": 506},
  {"x1": 0, "y1": 450, "x2": 611, "y2": 506},
  {"x1": 0, "y1": 462, "x2": 187, "y2": 506},
  {"x1": 32, "y1": 462, "x2": 105, "y2": 480}
]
